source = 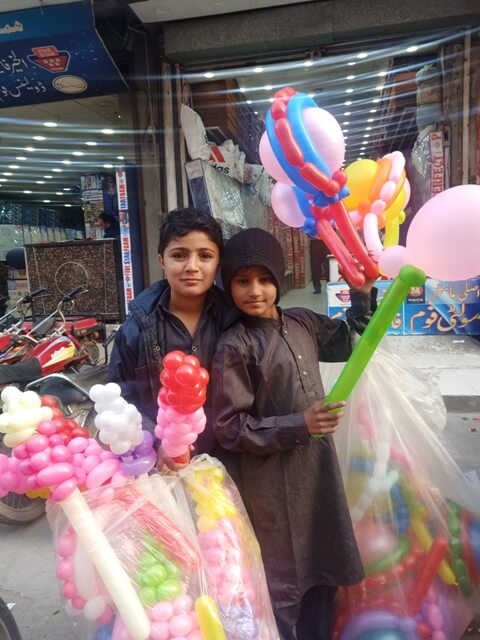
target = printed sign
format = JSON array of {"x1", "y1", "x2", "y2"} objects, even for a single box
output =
[
  {"x1": 116, "y1": 167, "x2": 134, "y2": 313},
  {"x1": 328, "y1": 278, "x2": 480, "y2": 335},
  {"x1": 0, "y1": 1, "x2": 125, "y2": 108}
]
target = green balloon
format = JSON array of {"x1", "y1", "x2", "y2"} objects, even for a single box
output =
[
  {"x1": 139, "y1": 586, "x2": 158, "y2": 607},
  {"x1": 156, "y1": 579, "x2": 182, "y2": 601},
  {"x1": 325, "y1": 265, "x2": 426, "y2": 406},
  {"x1": 163, "y1": 560, "x2": 181, "y2": 579},
  {"x1": 140, "y1": 564, "x2": 168, "y2": 587}
]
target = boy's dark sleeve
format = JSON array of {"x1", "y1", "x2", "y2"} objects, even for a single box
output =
[
  {"x1": 108, "y1": 327, "x2": 157, "y2": 434},
  {"x1": 108, "y1": 324, "x2": 136, "y2": 399},
  {"x1": 212, "y1": 341, "x2": 309, "y2": 455},
  {"x1": 345, "y1": 287, "x2": 377, "y2": 334},
  {"x1": 313, "y1": 287, "x2": 377, "y2": 362}
]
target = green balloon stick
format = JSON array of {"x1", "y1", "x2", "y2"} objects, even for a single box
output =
[{"x1": 326, "y1": 264, "x2": 426, "y2": 405}]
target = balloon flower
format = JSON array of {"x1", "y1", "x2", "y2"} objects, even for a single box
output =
[
  {"x1": 343, "y1": 151, "x2": 410, "y2": 260},
  {"x1": 155, "y1": 351, "x2": 208, "y2": 463},
  {"x1": 0, "y1": 385, "x2": 151, "y2": 640},
  {"x1": 260, "y1": 86, "x2": 378, "y2": 287},
  {"x1": 325, "y1": 184, "x2": 480, "y2": 405},
  {"x1": 89, "y1": 382, "x2": 156, "y2": 477}
]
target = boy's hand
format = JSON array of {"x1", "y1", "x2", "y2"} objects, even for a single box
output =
[
  {"x1": 156, "y1": 446, "x2": 192, "y2": 472},
  {"x1": 339, "y1": 258, "x2": 378, "y2": 295},
  {"x1": 304, "y1": 399, "x2": 346, "y2": 436}
]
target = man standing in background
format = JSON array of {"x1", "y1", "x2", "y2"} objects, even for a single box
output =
[{"x1": 309, "y1": 237, "x2": 330, "y2": 294}]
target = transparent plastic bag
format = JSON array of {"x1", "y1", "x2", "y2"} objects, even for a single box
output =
[
  {"x1": 320, "y1": 345, "x2": 480, "y2": 639},
  {"x1": 179, "y1": 455, "x2": 279, "y2": 640},
  {"x1": 48, "y1": 464, "x2": 279, "y2": 640}
]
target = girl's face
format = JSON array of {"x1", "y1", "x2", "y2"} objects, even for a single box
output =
[
  {"x1": 230, "y1": 266, "x2": 279, "y2": 320},
  {"x1": 159, "y1": 231, "x2": 220, "y2": 299}
]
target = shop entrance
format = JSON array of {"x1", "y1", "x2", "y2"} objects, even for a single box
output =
[
  {"x1": 176, "y1": 25, "x2": 480, "y2": 335},
  {"x1": 0, "y1": 92, "x2": 143, "y2": 322}
]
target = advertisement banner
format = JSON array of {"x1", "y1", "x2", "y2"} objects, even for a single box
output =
[
  {"x1": 0, "y1": 1, "x2": 125, "y2": 108},
  {"x1": 116, "y1": 166, "x2": 134, "y2": 314},
  {"x1": 327, "y1": 278, "x2": 480, "y2": 335}
]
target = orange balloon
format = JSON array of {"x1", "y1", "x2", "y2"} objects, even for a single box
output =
[{"x1": 369, "y1": 157, "x2": 392, "y2": 201}]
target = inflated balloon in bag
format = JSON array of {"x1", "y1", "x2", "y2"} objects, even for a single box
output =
[
  {"x1": 179, "y1": 455, "x2": 280, "y2": 640},
  {"x1": 48, "y1": 474, "x2": 211, "y2": 640},
  {"x1": 320, "y1": 345, "x2": 480, "y2": 639}
]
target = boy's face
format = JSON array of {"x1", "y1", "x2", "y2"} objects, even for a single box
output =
[
  {"x1": 230, "y1": 266, "x2": 279, "y2": 320},
  {"x1": 159, "y1": 231, "x2": 220, "y2": 299}
]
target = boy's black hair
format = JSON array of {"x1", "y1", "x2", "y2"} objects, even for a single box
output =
[{"x1": 157, "y1": 207, "x2": 223, "y2": 255}]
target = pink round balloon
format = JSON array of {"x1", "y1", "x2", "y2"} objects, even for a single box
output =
[
  {"x1": 58, "y1": 532, "x2": 76, "y2": 557},
  {"x1": 303, "y1": 107, "x2": 345, "y2": 174},
  {"x1": 152, "y1": 601, "x2": 174, "y2": 622},
  {"x1": 378, "y1": 245, "x2": 409, "y2": 278},
  {"x1": 259, "y1": 133, "x2": 294, "y2": 185},
  {"x1": 271, "y1": 182, "x2": 306, "y2": 228},
  {"x1": 406, "y1": 185, "x2": 480, "y2": 280}
]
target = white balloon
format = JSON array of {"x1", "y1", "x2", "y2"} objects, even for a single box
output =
[
  {"x1": 89, "y1": 384, "x2": 106, "y2": 402},
  {"x1": 103, "y1": 382, "x2": 122, "y2": 400},
  {"x1": 19, "y1": 390, "x2": 41, "y2": 409},
  {"x1": 110, "y1": 439, "x2": 131, "y2": 455},
  {"x1": 109, "y1": 398, "x2": 127, "y2": 414},
  {"x1": 1, "y1": 386, "x2": 22, "y2": 403},
  {"x1": 132, "y1": 430, "x2": 144, "y2": 446},
  {"x1": 99, "y1": 430, "x2": 114, "y2": 445},
  {"x1": 95, "y1": 411, "x2": 116, "y2": 430}
]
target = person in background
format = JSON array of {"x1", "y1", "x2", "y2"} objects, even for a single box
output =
[
  {"x1": 98, "y1": 212, "x2": 120, "y2": 239},
  {"x1": 309, "y1": 236, "x2": 330, "y2": 293},
  {"x1": 211, "y1": 228, "x2": 376, "y2": 640},
  {"x1": 108, "y1": 207, "x2": 237, "y2": 456},
  {"x1": 0, "y1": 261, "x2": 8, "y2": 318}
]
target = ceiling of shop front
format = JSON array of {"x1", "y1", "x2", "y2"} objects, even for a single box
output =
[
  {"x1": 185, "y1": 34, "x2": 442, "y2": 166},
  {"x1": 127, "y1": 0, "x2": 317, "y2": 23},
  {"x1": 0, "y1": 94, "x2": 132, "y2": 207}
]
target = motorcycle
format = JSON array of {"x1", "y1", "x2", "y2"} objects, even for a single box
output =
[
  {"x1": 0, "y1": 598, "x2": 22, "y2": 640},
  {"x1": 0, "y1": 287, "x2": 105, "y2": 388},
  {"x1": 0, "y1": 330, "x2": 117, "y2": 526},
  {"x1": 0, "y1": 288, "x2": 46, "y2": 361}
]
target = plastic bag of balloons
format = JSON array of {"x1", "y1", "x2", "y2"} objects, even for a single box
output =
[
  {"x1": 47, "y1": 472, "x2": 217, "y2": 640},
  {"x1": 318, "y1": 345, "x2": 480, "y2": 639},
  {"x1": 178, "y1": 454, "x2": 280, "y2": 640}
]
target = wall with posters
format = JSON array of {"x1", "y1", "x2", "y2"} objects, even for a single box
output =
[{"x1": 327, "y1": 278, "x2": 480, "y2": 335}]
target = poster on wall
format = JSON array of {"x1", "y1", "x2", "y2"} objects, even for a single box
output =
[
  {"x1": 0, "y1": 1, "x2": 126, "y2": 108},
  {"x1": 327, "y1": 278, "x2": 480, "y2": 335}
]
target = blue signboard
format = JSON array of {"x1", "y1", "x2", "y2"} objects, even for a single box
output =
[
  {"x1": 327, "y1": 278, "x2": 480, "y2": 335},
  {"x1": 0, "y1": 1, "x2": 126, "y2": 108}
]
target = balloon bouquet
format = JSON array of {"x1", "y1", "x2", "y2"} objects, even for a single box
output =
[
  {"x1": 0, "y1": 358, "x2": 278, "y2": 640},
  {"x1": 261, "y1": 87, "x2": 480, "y2": 638}
]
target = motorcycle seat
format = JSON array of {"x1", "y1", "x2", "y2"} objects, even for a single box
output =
[{"x1": 0, "y1": 357, "x2": 42, "y2": 385}]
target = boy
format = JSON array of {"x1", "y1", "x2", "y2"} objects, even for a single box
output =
[
  {"x1": 108, "y1": 206, "x2": 236, "y2": 454},
  {"x1": 211, "y1": 228, "x2": 375, "y2": 640}
]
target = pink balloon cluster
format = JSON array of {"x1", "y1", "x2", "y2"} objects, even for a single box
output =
[
  {"x1": 155, "y1": 404, "x2": 206, "y2": 459},
  {"x1": 9, "y1": 427, "x2": 127, "y2": 502},
  {"x1": 198, "y1": 519, "x2": 255, "y2": 606},
  {"x1": 148, "y1": 595, "x2": 202, "y2": 640},
  {"x1": 155, "y1": 351, "x2": 208, "y2": 459},
  {"x1": 0, "y1": 453, "x2": 28, "y2": 496},
  {"x1": 56, "y1": 526, "x2": 114, "y2": 623},
  {"x1": 379, "y1": 184, "x2": 480, "y2": 281},
  {"x1": 111, "y1": 595, "x2": 202, "y2": 640}
]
